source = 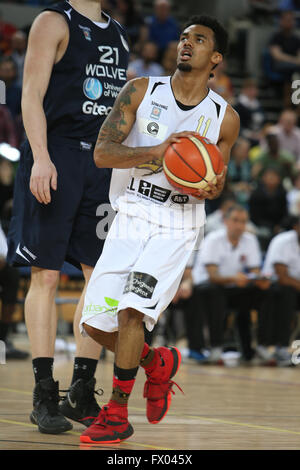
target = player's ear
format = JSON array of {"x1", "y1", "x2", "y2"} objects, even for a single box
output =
[{"x1": 211, "y1": 52, "x2": 223, "y2": 67}]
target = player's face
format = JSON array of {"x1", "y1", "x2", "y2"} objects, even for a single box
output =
[{"x1": 177, "y1": 24, "x2": 222, "y2": 73}]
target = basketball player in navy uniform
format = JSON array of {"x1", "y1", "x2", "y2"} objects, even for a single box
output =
[
  {"x1": 7, "y1": 0, "x2": 129, "y2": 434},
  {"x1": 77, "y1": 15, "x2": 240, "y2": 444}
]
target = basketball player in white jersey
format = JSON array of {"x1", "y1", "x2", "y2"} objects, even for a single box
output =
[{"x1": 79, "y1": 15, "x2": 240, "y2": 444}]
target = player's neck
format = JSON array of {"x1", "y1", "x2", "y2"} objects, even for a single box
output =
[
  {"x1": 69, "y1": 0, "x2": 103, "y2": 23},
  {"x1": 171, "y1": 70, "x2": 210, "y2": 106}
]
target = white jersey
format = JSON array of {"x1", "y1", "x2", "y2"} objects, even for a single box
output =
[{"x1": 109, "y1": 76, "x2": 228, "y2": 229}]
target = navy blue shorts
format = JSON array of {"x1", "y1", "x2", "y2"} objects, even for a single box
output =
[{"x1": 7, "y1": 136, "x2": 112, "y2": 271}]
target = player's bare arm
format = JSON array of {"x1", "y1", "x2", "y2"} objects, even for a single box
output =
[
  {"x1": 94, "y1": 77, "x2": 200, "y2": 169},
  {"x1": 22, "y1": 11, "x2": 68, "y2": 204},
  {"x1": 195, "y1": 105, "x2": 240, "y2": 200}
]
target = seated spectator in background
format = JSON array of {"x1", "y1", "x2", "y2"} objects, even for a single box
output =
[
  {"x1": 234, "y1": 78, "x2": 265, "y2": 146},
  {"x1": 258, "y1": 216, "x2": 300, "y2": 366},
  {"x1": 279, "y1": 0, "x2": 300, "y2": 27},
  {"x1": 113, "y1": 0, "x2": 147, "y2": 53},
  {"x1": 0, "y1": 106, "x2": 18, "y2": 148},
  {"x1": 208, "y1": 60, "x2": 234, "y2": 104},
  {"x1": 205, "y1": 196, "x2": 236, "y2": 235},
  {"x1": 191, "y1": 205, "x2": 269, "y2": 364},
  {"x1": 249, "y1": 167, "x2": 288, "y2": 250},
  {"x1": 0, "y1": 10, "x2": 17, "y2": 55},
  {"x1": 227, "y1": 137, "x2": 253, "y2": 207},
  {"x1": 272, "y1": 109, "x2": 300, "y2": 165},
  {"x1": 146, "y1": 0, "x2": 180, "y2": 60},
  {"x1": 127, "y1": 41, "x2": 164, "y2": 78},
  {"x1": 0, "y1": 221, "x2": 28, "y2": 359},
  {"x1": 9, "y1": 30, "x2": 27, "y2": 87},
  {"x1": 161, "y1": 40, "x2": 177, "y2": 75},
  {"x1": 252, "y1": 128, "x2": 295, "y2": 181},
  {"x1": 269, "y1": 11, "x2": 300, "y2": 105},
  {"x1": 0, "y1": 57, "x2": 21, "y2": 120},
  {"x1": 287, "y1": 171, "x2": 300, "y2": 215}
]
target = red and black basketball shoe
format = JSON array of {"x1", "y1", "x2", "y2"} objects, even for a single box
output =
[
  {"x1": 80, "y1": 405, "x2": 134, "y2": 444},
  {"x1": 143, "y1": 346, "x2": 183, "y2": 424}
]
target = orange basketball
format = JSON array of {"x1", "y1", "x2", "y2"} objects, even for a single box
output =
[{"x1": 163, "y1": 135, "x2": 224, "y2": 195}]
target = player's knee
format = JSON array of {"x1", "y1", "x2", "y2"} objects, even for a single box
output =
[
  {"x1": 30, "y1": 268, "x2": 59, "y2": 292},
  {"x1": 118, "y1": 308, "x2": 143, "y2": 330}
]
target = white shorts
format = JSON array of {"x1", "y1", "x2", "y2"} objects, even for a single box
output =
[{"x1": 80, "y1": 212, "x2": 203, "y2": 334}]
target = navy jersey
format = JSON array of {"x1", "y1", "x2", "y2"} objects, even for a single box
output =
[{"x1": 43, "y1": 1, "x2": 129, "y2": 143}]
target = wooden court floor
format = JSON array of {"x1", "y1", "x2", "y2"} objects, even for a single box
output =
[{"x1": 1, "y1": 337, "x2": 300, "y2": 451}]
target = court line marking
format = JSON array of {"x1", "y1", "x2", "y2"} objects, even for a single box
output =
[
  {"x1": 0, "y1": 418, "x2": 172, "y2": 450},
  {"x1": 2, "y1": 388, "x2": 300, "y2": 440}
]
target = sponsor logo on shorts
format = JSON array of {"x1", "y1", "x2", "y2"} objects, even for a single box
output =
[
  {"x1": 83, "y1": 297, "x2": 119, "y2": 317},
  {"x1": 123, "y1": 272, "x2": 158, "y2": 299},
  {"x1": 171, "y1": 194, "x2": 190, "y2": 204}
]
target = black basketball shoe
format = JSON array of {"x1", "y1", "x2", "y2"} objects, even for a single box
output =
[
  {"x1": 30, "y1": 377, "x2": 73, "y2": 434},
  {"x1": 59, "y1": 377, "x2": 102, "y2": 427}
]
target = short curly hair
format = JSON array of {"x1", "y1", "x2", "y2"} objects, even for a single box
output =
[{"x1": 182, "y1": 15, "x2": 229, "y2": 56}]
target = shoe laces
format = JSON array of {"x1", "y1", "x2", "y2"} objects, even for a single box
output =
[
  {"x1": 59, "y1": 385, "x2": 104, "y2": 404},
  {"x1": 144, "y1": 379, "x2": 184, "y2": 399}
]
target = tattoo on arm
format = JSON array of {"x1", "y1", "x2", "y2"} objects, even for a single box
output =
[{"x1": 97, "y1": 81, "x2": 137, "y2": 146}]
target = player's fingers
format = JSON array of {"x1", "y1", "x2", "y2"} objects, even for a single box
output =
[
  {"x1": 42, "y1": 178, "x2": 51, "y2": 204},
  {"x1": 30, "y1": 177, "x2": 43, "y2": 204},
  {"x1": 50, "y1": 170, "x2": 57, "y2": 191}
]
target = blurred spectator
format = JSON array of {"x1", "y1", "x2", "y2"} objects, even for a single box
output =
[
  {"x1": 0, "y1": 157, "x2": 15, "y2": 233},
  {"x1": 191, "y1": 205, "x2": 268, "y2": 364},
  {"x1": 269, "y1": 11, "x2": 300, "y2": 104},
  {"x1": 279, "y1": 0, "x2": 300, "y2": 26},
  {"x1": 234, "y1": 78, "x2": 265, "y2": 146},
  {"x1": 0, "y1": 105, "x2": 18, "y2": 148},
  {"x1": 228, "y1": 137, "x2": 253, "y2": 207},
  {"x1": 0, "y1": 57, "x2": 22, "y2": 120},
  {"x1": 249, "y1": 167, "x2": 288, "y2": 249},
  {"x1": 205, "y1": 196, "x2": 236, "y2": 235},
  {"x1": 0, "y1": 10, "x2": 17, "y2": 55},
  {"x1": 252, "y1": 129, "x2": 295, "y2": 181},
  {"x1": 146, "y1": 0, "x2": 180, "y2": 60},
  {"x1": 9, "y1": 30, "x2": 27, "y2": 87},
  {"x1": 161, "y1": 40, "x2": 178, "y2": 75},
  {"x1": 272, "y1": 109, "x2": 300, "y2": 165},
  {"x1": 0, "y1": 221, "x2": 28, "y2": 360},
  {"x1": 208, "y1": 61, "x2": 234, "y2": 104},
  {"x1": 113, "y1": 0, "x2": 147, "y2": 52},
  {"x1": 258, "y1": 216, "x2": 300, "y2": 366},
  {"x1": 127, "y1": 41, "x2": 164, "y2": 78},
  {"x1": 287, "y1": 171, "x2": 300, "y2": 215}
]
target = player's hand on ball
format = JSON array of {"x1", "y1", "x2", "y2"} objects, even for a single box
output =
[
  {"x1": 30, "y1": 156, "x2": 58, "y2": 204},
  {"x1": 194, "y1": 166, "x2": 227, "y2": 200}
]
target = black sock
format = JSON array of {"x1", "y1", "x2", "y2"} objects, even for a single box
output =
[
  {"x1": 32, "y1": 357, "x2": 54, "y2": 383},
  {"x1": 0, "y1": 321, "x2": 10, "y2": 342},
  {"x1": 71, "y1": 357, "x2": 98, "y2": 384}
]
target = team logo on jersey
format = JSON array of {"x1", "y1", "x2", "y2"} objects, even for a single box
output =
[
  {"x1": 137, "y1": 117, "x2": 168, "y2": 141},
  {"x1": 83, "y1": 78, "x2": 103, "y2": 100},
  {"x1": 150, "y1": 106, "x2": 161, "y2": 120},
  {"x1": 147, "y1": 121, "x2": 159, "y2": 136},
  {"x1": 79, "y1": 25, "x2": 92, "y2": 41}
]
